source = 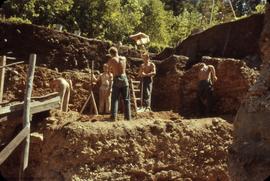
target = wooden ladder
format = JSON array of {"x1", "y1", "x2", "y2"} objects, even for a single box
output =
[{"x1": 130, "y1": 79, "x2": 142, "y2": 113}]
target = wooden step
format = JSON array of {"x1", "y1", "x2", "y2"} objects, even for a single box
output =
[{"x1": 131, "y1": 81, "x2": 140, "y2": 84}]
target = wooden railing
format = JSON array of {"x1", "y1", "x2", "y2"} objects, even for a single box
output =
[{"x1": 0, "y1": 54, "x2": 36, "y2": 180}]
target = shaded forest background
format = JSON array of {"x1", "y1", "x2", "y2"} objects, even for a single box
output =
[{"x1": 0, "y1": 0, "x2": 265, "y2": 52}]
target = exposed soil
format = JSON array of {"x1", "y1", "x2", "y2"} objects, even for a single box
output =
[
  {"x1": 1, "y1": 110, "x2": 232, "y2": 181},
  {"x1": 228, "y1": 4, "x2": 270, "y2": 181}
]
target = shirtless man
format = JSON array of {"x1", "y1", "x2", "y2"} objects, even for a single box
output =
[
  {"x1": 92, "y1": 63, "x2": 113, "y2": 114},
  {"x1": 50, "y1": 77, "x2": 72, "y2": 112},
  {"x1": 107, "y1": 47, "x2": 131, "y2": 120},
  {"x1": 138, "y1": 52, "x2": 156, "y2": 111},
  {"x1": 196, "y1": 63, "x2": 217, "y2": 115}
]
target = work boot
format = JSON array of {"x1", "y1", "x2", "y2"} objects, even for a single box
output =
[{"x1": 145, "y1": 107, "x2": 151, "y2": 112}]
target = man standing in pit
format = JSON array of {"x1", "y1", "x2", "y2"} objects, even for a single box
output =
[
  {"x1": 107, "y1": 47, "x2": 131, "y2": 120},
  {"x1": 138, "y1": 52, "x2": 156, "y2": 111},
  {"x1": 92, "y1": 63, "x2": 113, "y2": 114},
  {"x1": 50, "y1": 77, "x2": 72, "y2": 112},
  {"x1": 196, "y1": 63, "x2": 217, "y2": 116}
]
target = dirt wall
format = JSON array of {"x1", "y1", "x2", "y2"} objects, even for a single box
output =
[
  {"x1": 179, "y1": 56, "x2": 258, "y2": 116},
  {"x1": 152, "y1": 55, "x2": 187, "y2": 112},
  {"x1": 0, "y1": 111, "x2": 232, "y2": 181},
  {"x1": 0, "y1": 22, "x2": 141, "y2": 71},
  {"x1": 155, "y1": 14, "x2": 264, "y2": 69},
  {"x1": 229, "y1": 3, "x2": 270, "y2": 181}
]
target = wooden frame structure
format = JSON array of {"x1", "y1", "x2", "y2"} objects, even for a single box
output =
[{"x1": 0, "y1": 54, "x2": 60, "y2": 180}]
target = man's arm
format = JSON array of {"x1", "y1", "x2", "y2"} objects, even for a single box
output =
[
  {"x1": 92, "y1": 73, "x2": 100, "y2": 83},
  {"x1": 209, "y1": 65, "x2": 217, "y2": 83},
  {"x1": 68, "y1": 79, "x2": 73, "y2": 91},
  {"x1": 138, "y1": 64, "x2": 144, "y2": 77}
]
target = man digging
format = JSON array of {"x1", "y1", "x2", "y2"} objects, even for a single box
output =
[
  {"x1": 50, "y1": 77, "x2": 73, "y2": 112},
  {"x1": 196, "y1": 63, "x2": 217, "y2": 116}
]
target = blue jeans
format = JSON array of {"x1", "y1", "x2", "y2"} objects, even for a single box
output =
[
  {"x1": 111, "y1": 75, "x2": 131, "y2": 120},
  {"x1": 197, "y1": 80, "x2": 214, "y2": 116},
  {"x1": 142, "y1": 77, "x2": 153, "y2": 108}
]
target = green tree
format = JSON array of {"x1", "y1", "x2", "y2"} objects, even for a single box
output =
[
  {"x1": 33, "y1": 0, "x2": 74, "y2": 25},
  {"x1": 66, "y1": 0, "x2": 105, "y2": 37},
  {"x1": 102, "y1": 0, "x2": 144, "y2": 42},
  {"x1": 2, "y1": 0, "x2": 37, "y2": 21},
  {"x1": 2, "y1": 0, "x2": 73, "y2": 25},
  {"x1": 139, "y1": 0, "x2": 172, "y2": 49}
]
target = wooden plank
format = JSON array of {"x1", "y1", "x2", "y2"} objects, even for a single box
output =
[
  {"x1": 0, "y1": 96, "x2": 60, "y2": 115},
  {"x1": 0, "y1": 102, "x2": 23, "y2": 115},
  {"x1": 0, "y1": 126, "x2": 30, "y2": 165},
  {"x1": 0, "y1": 100, "x2": 10, "y2": 105},
  {"x1": 131, "y1": 81, "x2": 140, "y2": 84},
  {"x1": 31, "y1": 92, "x2": 59, "y2": 100},
  {"x1": 20, "y1": 54, "x2": 36, "y2": 179},
  {"x1": 6, "y1": 56, "x2": 16, "y2": 60},
  {"x1": 0, "y1": 61, "x2": 24, "y2": 69},
  {"x1": 30, "y1": 96, "x2": 60, "y2": 114},
  {"x1": 0, "y1": 56, "x2": 6, "y2": 103}
]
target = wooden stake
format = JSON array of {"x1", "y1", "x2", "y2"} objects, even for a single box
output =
[
  {"x1": 0, "y1": 127, "x2": 30, "y2": 166},
  {"x1": 228, "y1": 0, "x2": 237, "y2": 19},
  {"x1": 0, "y1": 61, "x2": 24, "y2": 69},
  {"x1": 209, "y1": 0, "x2": 215, "y2": 25},
  {"x1": 0, "y1": 56, "x2": 6, "y2": 103},
  {"x1": 90, "y1": 91, "x2": 98, "y2": 115},
  {"x1": 80, "y1": 60, "x2": 98, "y2": 115},
  {"x1": 19, "y1": 54, "x2": 36, "y2": 180}
]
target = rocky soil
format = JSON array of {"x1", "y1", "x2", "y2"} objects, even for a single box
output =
[
  {"x1": 180, "y1": 56, "x2": 259, "y2": 116},
  {"x1": 229, "y1": 3, "x2": 270, "y2": 181},
  {"x1": 1, "y1": 110, "x2": 233, "y2": 181}
]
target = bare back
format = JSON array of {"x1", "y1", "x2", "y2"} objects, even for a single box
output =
[{"x1": 108, "y1": 56, "x2": 126, "y2": 77}]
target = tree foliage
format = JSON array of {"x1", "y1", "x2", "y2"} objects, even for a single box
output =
[{"x1": 1, "y1": 0, "x2": 265, "y2": 52}]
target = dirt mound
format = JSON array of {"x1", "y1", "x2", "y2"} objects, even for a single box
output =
[
  {"x1": 0, "y1": 110, "x2": 232, "y2": 180},
  {"x1": 180, "y1": 56, "x2": 259, "y2": 116},
  {"x1": 3, "y1": 64, "x2": 102, "y2": 112},
  {"x1": 155, "y1": 14, "x2": 264, "y2": 69},
  {"x1": 229, "y1": 4, "x2": 270, "y2": 180},
  {"x1": 0, "y1": 22, "x2": 141, "y2": 71}
]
